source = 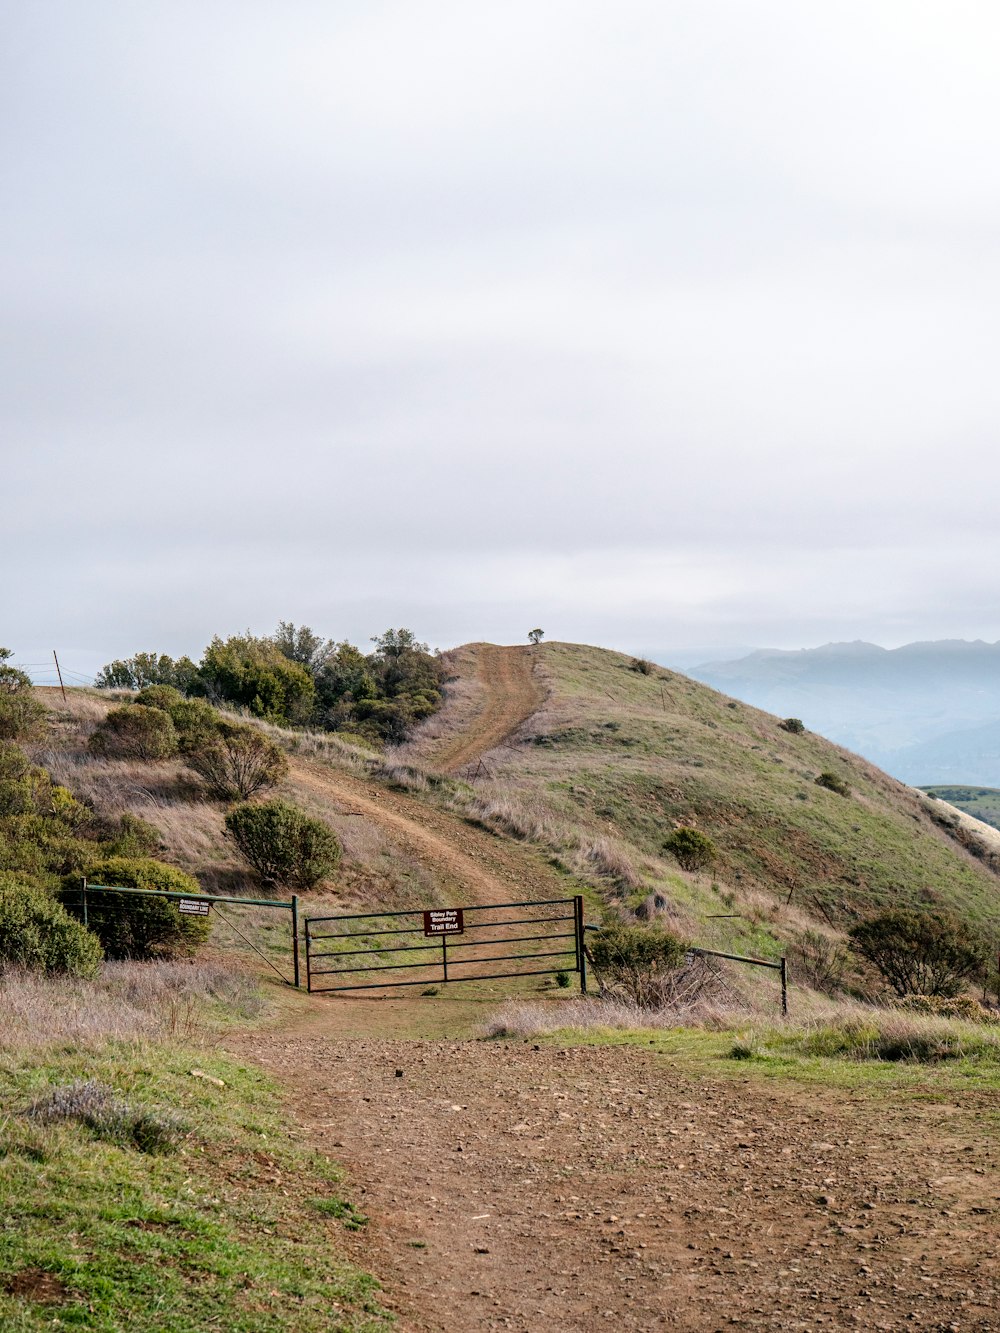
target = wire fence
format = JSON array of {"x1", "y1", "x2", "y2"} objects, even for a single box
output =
[{"x1": 13, "y1": 661, "x2": 96, "y2": 686}]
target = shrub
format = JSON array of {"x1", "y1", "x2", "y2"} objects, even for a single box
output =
[
  {"x1": 101, "y1": 813, "x2": 163, "y2": 859},
  {"x1": 815, "y1": 770, "x2": 851, "y2": 797},
  {"x1": 135, "y1": 684, "x2": 184, "y2": 710},
  {"x1": 849, "y1": 909, "x2": 987, "y2": 998},
  {"x1": 630, "y1": 657, "x2": 655, "y2": 675},
  {"x1": 0, "y1": 875, "x2": 102, "y2": 978},
  {"x1": 88, "y1": 705, "x2": 178, "y2": 760},
  {"x1": 194, "y1": 634, "x2": 315, "y2": 724},
  {"x1": 164, "y1": 698, "x2": 219, "y2": 754},
  {"x1": 663, "y1": 826, "x2": 717, "y2": 872},
  {"x1": 65, "y1": 858, "x2": 210, "y2": 960},
  {"x1": 27, "y1": 1079, "x2": 187, "y2": 1153},
  {"x1": 224, "y1": 800, "x2": 340, "y2": 890},
  {"x1": 895, "y1": 994, "x2": 1000, "y2": 1024},
  {"x1": 588, "y1": 920, "x2": 687, "y2": 1006},
  {"x1": 787, "y1": 929, "x2": 851, "y2": 995},
  {"x1": 0, "y1": 649, "x2": 47, "y2": 742},
  {"x1": 780, "y1": 717, "x2": 805, "y2": 734},
  {"x1": 186, "y1": 721, "x2": 288, "y2": 800}
]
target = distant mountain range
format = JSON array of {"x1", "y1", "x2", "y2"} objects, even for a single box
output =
[{"x1": 675, "y1": 639, "x2": 1000, "y2": 786}]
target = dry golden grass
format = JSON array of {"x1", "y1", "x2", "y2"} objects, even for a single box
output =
[{"x1": 0, "y1": 961, "x2": 261, "y2": 1050}]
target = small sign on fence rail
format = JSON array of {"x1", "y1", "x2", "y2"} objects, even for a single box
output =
[{"x1": 178, "y1": 899, "x2": 212, "y2": 916}]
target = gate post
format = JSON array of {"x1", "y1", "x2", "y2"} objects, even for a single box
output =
[
  {"x1": 780, "y1": 956, "x2": 788, "y2": 1016},
  {"x1": 574, "y1": 895, "x2": 587, "y2": 994},
  {"x1": 81, "y1": 877, "x2": 88, "y2": 929},
  {"x1": 291, "y1": 895, "x2": 301, "y2": 989}
]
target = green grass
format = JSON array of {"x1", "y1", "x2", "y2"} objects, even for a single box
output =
[
  {"x1": 529, "y1": 1017, "x2": 1000, "y2": 1100},
  {"x1": 921, "y1": 785, "x2": 1000, "y2": 832},
  {"x1": 0, "y1": 1042, "x2": 390, "y2": 1331}
]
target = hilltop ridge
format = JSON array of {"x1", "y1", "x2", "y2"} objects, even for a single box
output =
[{"x1": 398, "y1": 641, "x2": 1000, "y2": 960}]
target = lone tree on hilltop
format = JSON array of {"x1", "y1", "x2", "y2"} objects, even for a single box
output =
[
  {"x1": 528, "y1": 628, "x2": 544, "y2": 645},
  {"x1": 849, "y1": 909, "x2": 986, "y2": 998}
]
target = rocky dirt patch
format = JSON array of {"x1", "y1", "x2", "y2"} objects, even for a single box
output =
[{"x1": 230, "y1": 1021, "x2": 1000, "y2": 1332}]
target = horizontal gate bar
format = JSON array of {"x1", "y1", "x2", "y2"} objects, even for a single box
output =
[
  {"x1": 309, "y1": 957, "x2": 444, "y2": 977},
  {"x1": 307, "y1": 913, "x2": 574, "y2": 942},
  {"x1": 312, "y1": 945, "x2": 576, "y2": 978},
  {"x1": 445, "y1": 948, "x2": 576, "y2": 967},
  {"x1": 305, "y1": 896, "x2": 575, "y2": 928},
  {"x1": 308, "y1": 922, "x2": 430, "y2": 940},
  {"x1": 82, "y1": 883, "x2": 294, "y2": 909},
  {"x1": 460, "y1": 897, "x2": 576, "y2": 913},
  {"x1": 309, "y1": 940, "x2": 441, "y2": 960},
  {"x1": 310, "y1": 965, "x2": 576, "y2": 993},
  {"x1": 309, "y1": 929, "x2": 576, "y2": 961},
  {"x1": 444, "y1": 931, "x2": 577, "y2": 950}
]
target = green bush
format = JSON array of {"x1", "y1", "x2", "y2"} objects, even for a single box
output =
[
  {"x1": 780, "y1": 717, "x2": 805, "y2": 734},
  {"x1": 194, "y1": 634, "x2": 315, "y2": 724},
  {"x1": 135, "y1": 685, "x2": 184, "y2": 710},
  {"x1": 224, "y1": 800, "x2": 340, "y2": 890},
  {"x1": 65, "y1": 858, "x2": 210, "y2": 960},
  {"x1": 588, "y1": 920, "x2": 687, "y2": 1006},
  {"x1": 89, "y1": 705, "x2": 178, "y2": 761},
  {"x1": 815, "y1": 770, "x2": 851, "y2": 797},
  {"x1": 0, "y1": 648, "x2": 47, "y2": 742},
  {"x1": 849, "y1": 909, "x2": 986, "y2": 998},
  {"x1": 663, "y1": 826, "x2": 717, "y2": 872},
  {"x1": 186, "y1": 721, "x2": 288, "y2": 800},
  {"x1": 0, "y1": 875, "x2": 102, "y2": 977},
  {"x1": 165, "y1": 698, "x2": 220, "y2": 754},
  {"x1": 100, "y1": 813, "x2": 163, "y2": 859},
  {"x1": 0, "y1": 743, "x2": 93, "y2": 883}
]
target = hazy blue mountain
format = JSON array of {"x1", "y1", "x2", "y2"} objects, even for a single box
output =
[{"x1": 680, "y1": 640, "x2": 1000, "y2": 786}]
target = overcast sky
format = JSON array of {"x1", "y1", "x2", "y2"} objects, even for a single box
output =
[{"x1": 4, "y1": 1, "x2": 1000, "y2": 679}]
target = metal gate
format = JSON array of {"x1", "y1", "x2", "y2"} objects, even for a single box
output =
[{"x1": 305, "y1": 895, "x2": 587, "y2": 994}]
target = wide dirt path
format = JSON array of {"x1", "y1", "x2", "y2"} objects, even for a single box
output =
[
  {"x1": 229, "y1": 1009, "x2": 1000, "y2": 1333},
  {"x1": 425, "y1": 644, "x2": 544, "y2": 775},
  {"x1": 288, "y1": 757, "x2": 565, "y2": 906}
]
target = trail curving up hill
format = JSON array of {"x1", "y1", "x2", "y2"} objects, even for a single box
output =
[{"x1": 288, "y1": 757, "x2": 564, "y2": 906}]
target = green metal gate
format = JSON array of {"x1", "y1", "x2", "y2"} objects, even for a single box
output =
[{"x1": 305, "y1": 895, "x2": 587, "y2": 994}]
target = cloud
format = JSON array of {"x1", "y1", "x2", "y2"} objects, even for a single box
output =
[{"x1": 3, "y1": 1, "x2": 1000, "y2": 665}]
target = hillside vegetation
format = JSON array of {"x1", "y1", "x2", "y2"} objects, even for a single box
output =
[
  {"x1": 922, "y1": 785, "x2": 1000, "y2": 833},
  {"x1": 399, "y1": 642, "x2": 1000, "y2": 966}
]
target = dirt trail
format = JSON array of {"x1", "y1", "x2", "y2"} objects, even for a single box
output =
[
  {"x1": 289, "y1": 758, "x2": 564, "y2": 906},
  {"x1": 426, "y1": 644, "x2": 544, "y2": 775},
  {"x1": 230, "y1": 1018, "x2": 1000, "y2": 1332}
]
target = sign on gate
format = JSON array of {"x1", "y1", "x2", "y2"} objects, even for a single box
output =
[{"x1": 423, "y1": 908, "x2": 464, "y2": 936}]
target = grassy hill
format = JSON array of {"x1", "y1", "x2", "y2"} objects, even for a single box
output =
[
  {"x1": 406, "y1": 643, "x2": 1000, "y2": 962},
  {"x1": 29, "y1": 645, "x2": 1000, "y2": 982},
  {"x1": 921, "y1": 785, "x2": 1000, "y2": 833}
]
